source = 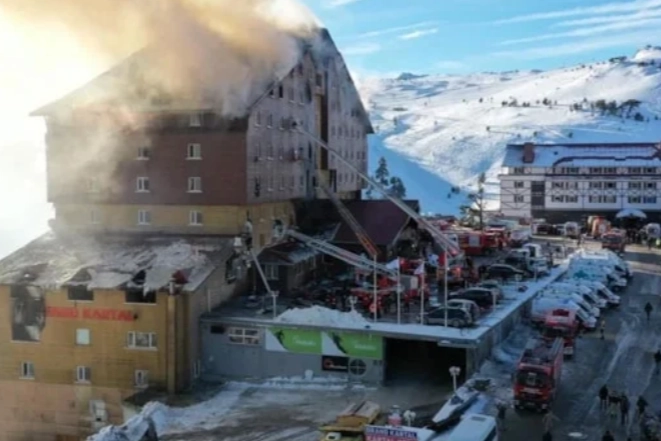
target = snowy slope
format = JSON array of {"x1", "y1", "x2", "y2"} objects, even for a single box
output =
[{"x1": 359, "y1": 47, "x2": 661, "y2": 216}]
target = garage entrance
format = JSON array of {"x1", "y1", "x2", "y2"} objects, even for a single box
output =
[{"x1": 384, "y1": 338, "x2": 466, "y2": 386}]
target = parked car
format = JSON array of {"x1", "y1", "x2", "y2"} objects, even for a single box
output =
[
  {"x1": 419, "y1": 306, "x2": 473, "y2": 328},
  {"x1": 535, "y1": 223, "x2": 555, "y2": 235},
  {"x1": 476, "y1": 280, "x2": 505, "y2": 299},
  {"x1": 450, "y1": 287, "x2": 500, "y2": 309},
  {"x1": 446, "y1": 299, "x2": 481, "y2": 322},
  {"x1": 484, "y1": 264, "x2": 526, "y2": 281}
]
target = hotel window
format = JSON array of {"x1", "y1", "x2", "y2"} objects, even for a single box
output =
[
  {"x1": 644, "y1": 167, "x2": 656, "y2": 174},
  {"x1": 512, "y1": 167, "x2": 524, "y2": 174},
  {"x1": 552, "y1": 182, "x2": 564, "y2": 189},
  {"x1": 135, "y1": 370, "x2": 149, "y2": 388},
  {"x1": 646, "y1": 182, "x2": 656, "y2": 189},
  {"x1": 127, "y1": 332, "x2": 157, "y2": 349},
  {"x1": 137, "y1": 209, "x2": 151, "y2": 225},
  {"x1": 589, "y1": 167, "x2": 603, "y2": 174},
  {"x1": 227, "y1": 327, "x2": 260, "y2": 345},
  {"x1": 68, "y1": 286, "x2": 94, "y2": 302},
  {"x1": 629, "y1": 167, "x2": 642, "y2": 174},
  {"x1": 264, "y1": 264, "x2": 279, "y2": 280},
  {"x1": 604, "y1": 182, "x2": 616, "y2": 189},
  {"x1": 643, "y1": 196, "x2": 658, "y2": 204},
  {"x1": 566, "y1": 167, "x2": 579, "y2": 174},
  {"x1": 588, "y1": 182, "x2": 603, "y2": 189},
  {"x1": 137, "y1": 147, "x2": 151, "y2": 160},
  {"x1": 187, "y1": 143, "x2": 202, "y2": 159},
  {"x1": 603, "y1": 167, "x2": 617, "y2": 174},
  {"x1": 255, "y1": 112, "x2": 262, "y2": 126},
  {"x1": 629, "y1": 182, "x2": 642, "y2": 189},
  {"x1": 136, "y1": 177, "x2": 150, "y2": 192},
  {"x1": 551, "y1": 196, "x2": 564, "y2": 203},
  {"x1": 76, "y1": 329, "x2": 91, "y2": 346},
  {"x1": 189, "y1": 113, "x2": 202, "y2": 127},
  {"x1": 89, "y1": 208, "x2": 100, "y2": 225},
  {"x1": 514, "y1": 195, "x2": 524, "y2": 203},
  {"x1": 628, "y1": 196, "x2": 642, "y2": 204},
  {"x1": 187, "y1": 177, "x2": 202, "y2": 193},
  {"x1": 189, "y1": 210, "x2": 203, "y2": 226},
  {"x1": 20, "y1": 362, "x2": 34, "y2": 379},
  {"x1": 566, "y1": 195, "x2": 579, "y2": 203},
  {"x1": 76, "y1": 366, "x2": 91, "y2": 383},
  {"x1": 589, "y1": 195, "x2": 616, "y2": 203},
  {"x1": 513, "y1": 181, "x2": 525, "y2": 188},
  {"x1": 86, "y1": 178, "x2": 100, "y2": 193},
  {"x1": 267, "y1": 114, "x2": 273, "y2": 127}
]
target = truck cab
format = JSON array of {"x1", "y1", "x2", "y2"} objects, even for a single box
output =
[
  {"x1": 602, "y1": 232, "x2": 626, "y2": 254},
  {"x1": 541, "y1": 309, "x2": 579, "y2": 357},
  {"x1": 564, "y1": 222, "x2": 580, "y2": 239},
  {"x1": 513, "y1": 337, "x2": 564, "y2": 411}
]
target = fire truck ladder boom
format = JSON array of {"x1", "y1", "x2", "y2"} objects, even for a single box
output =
[
  {"x1": 286, "y1": 229, "x2": 396, "y2": 278},
  {"x1": 316, "y1": 180, "x2": 380, "y2": 259},
  {"x1": 293, "y1": 122, "x2": 461, "y2": 256},
  {"x1": 248, "y1": 248, "x2": 276, "y2": 295}
]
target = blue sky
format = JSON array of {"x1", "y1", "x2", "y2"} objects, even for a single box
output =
[{"x1": 302, "y1": 0, "x2": 661, "y2": 76}]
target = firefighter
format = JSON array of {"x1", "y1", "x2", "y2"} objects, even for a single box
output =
[
  {"x1": 608, "y1": 391, "x2": 621, "y2": 418},
  {"x1": 645, "y1": 301, "x2": 653, "y2": 322},
  {"x1": 637, "y1": 396, "x2": 648, "y2": 419},
  {"x1": 602, "y1": 430, "x2": 615, "y2": 441},
  {"x1": 619, "y1": 393, "x2": 630, "y2": 426},
  {"x1": 654, "y1": 349, "x2": 661, "y2": 374},
  {"x1": 542, "y1": 410, "x2": 559, "y2": 432},
  {"x1": 600, "y1": 319, "x2": 606, "y2": 340},
  {"x1": 598, "y1": 385, "x2": 609, "y2": 411},
  {"x1": 542, "y1": 431, "x2": 553, "y2": 441},
  {"x1": 496, "y1": 402, "x2": 507, "y2": 431}
]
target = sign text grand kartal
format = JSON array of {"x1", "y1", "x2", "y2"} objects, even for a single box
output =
[{"x1": 46, "y1": 306, "x2": 135, "y2": 321}]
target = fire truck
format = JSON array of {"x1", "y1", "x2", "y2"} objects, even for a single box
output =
[
  {"x1": 541, "y1": 309, "x2": 579, "y2": 357},
  {"x1": 513, "y1": 337, "x2": 564, "y2": 411},
  {"x1": 601, "y1": 231, "x2": 626, "y2": 254}
]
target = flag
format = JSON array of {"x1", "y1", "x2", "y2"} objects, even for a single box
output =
[
  {"x1": 414, "y1": 262, "x2": 425, "y2": 275},
  {"x1": 386, "y1": 258, "x2": 400, "y2": 270}
]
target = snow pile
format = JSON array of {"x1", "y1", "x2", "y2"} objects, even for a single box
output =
[
  {"x1": 359, "y1": 47, "x2": 661, "y2": 214},
  {"x1": 88, "y1": 402, "x2": 170, "y2": 441},
  {"x1": 275, "y1": 305, "x2": 370, "y2": 327},
  {"x1": 258, "y1": 375, "x2": 361, "y2": 390}
]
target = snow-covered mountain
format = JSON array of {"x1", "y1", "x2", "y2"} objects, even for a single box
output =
[{"x1": 359, "y1": 46, "x2": 661, "y2": 216}]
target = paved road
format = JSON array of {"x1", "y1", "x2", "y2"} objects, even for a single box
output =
[{"x1": 500, "y1": 241, "x2": 661, "y2": 441}]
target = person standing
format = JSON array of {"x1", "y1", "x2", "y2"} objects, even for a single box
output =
[
  {"x1": 600, "y1": 319, "x2": 606, "y2": 340},
  {"x1": 496, "y1": 402, "x2": 507, "y2": 431},
  {"x1": 608, "y1": 391, "x2": 621, "y2": 418},
  {"x1": 655, "y1": 349, "x2": 661, "y2": 374},
  {"x1": 598, "y1": 385, "x2": 609, "y2": 411},
  {"x1": 602, "y1": 430, "x2": 615, "y2": 441},
  {"x1": 637, "y1": 396, "x2": 648, "y2": 420},
  {"x1": 542, "y1": 410, "x2": 560, "y2": 432},
  {"x1": 645, "y1": 302, "x2": 653, "y2": 323},
  {"x1": 542, "y1": 430, "x2": 553, "y2": 441},
  {"x1": 619, "y1": 393, "x2": 630, "y2": 426}
]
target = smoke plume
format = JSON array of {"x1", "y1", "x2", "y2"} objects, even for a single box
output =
[{"x1": 1, "y1": 0, "x2": 322, "y2": 116}]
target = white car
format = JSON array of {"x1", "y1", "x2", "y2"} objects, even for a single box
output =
[
  {"x1": 538, "y1": 291, "x2": 600, "y2": 318},
  {"x1": 575, "y1": 281, "x2": 620, "y2": 307},
  {"x1": 549, "y1": 282, "x2": 607, "y2": 309},
  {"x1": 531, "y1": 297, "x2": 597, "y2": 330}
]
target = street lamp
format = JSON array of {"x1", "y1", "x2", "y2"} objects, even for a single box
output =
[
  {"x1": 449, "y1": 366, "x2": 461, "y2": 393},
  {"x1": 349, "y1": 295, "x2": 358, "y2": 312}
]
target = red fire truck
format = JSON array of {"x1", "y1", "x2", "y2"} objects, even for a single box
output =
[
  {"x1": 513, "y1": 337, "x2": 564, "y2": 411},
  {"x1": 541, "y1": 309, "x2": 579, "y2": 358},
  {"x1": 602, "y1": 232, "x2": 626, "y2": 254}
]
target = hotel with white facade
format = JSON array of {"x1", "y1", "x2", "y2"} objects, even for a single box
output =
[{"x1": 499, "y1": 142, "x2": 661, "y2": 222}]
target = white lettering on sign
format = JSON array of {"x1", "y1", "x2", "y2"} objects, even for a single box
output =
[{"x1": 292, "y1": 336, "x2": 315, "y2": 347}]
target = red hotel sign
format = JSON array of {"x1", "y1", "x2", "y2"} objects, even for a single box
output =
[{"x1": 46, "y1": 306, "x2": 135, "y2": 322}]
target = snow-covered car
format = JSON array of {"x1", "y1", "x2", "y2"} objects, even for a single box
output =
[
  {"x1": 568, "y1": 264, "x2": 627, "y2": 291},
  {"x1": 574, "y1": 280, "x2": 620, "y2": 307},
  {"x1": 476, "y1": 280, "x2": 504, "y2": 299},
  {"x1": 549, "y1": 282, "x2": 607, "y2": 309},
  {"x1": 418, "y1": 306, "x2": 473, "y2": 328},
  {"x1": 574, "y1": 250, "x2": 632, "y2": 278}
]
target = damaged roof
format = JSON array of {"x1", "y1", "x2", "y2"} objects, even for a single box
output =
[
  {"x1": 0, "y1": 232, "x2": 233, "y2": 292},
  {"x1": 30, "y1": 28, "x2": 373, "y2": 133},
  {"x1": 503, "y1": 142, "x2": 661, "y2": 168},
  {"x1": 334, "y1": 200, "x2": 418, "y2": 246}
]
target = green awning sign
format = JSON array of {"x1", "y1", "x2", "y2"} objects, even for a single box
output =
[
  {"x1": 267, "y1": 328, "x2": 322, "y2": 354},
  {"x1": 327, "y1": 332, "x2": 383, "y2": 359}
]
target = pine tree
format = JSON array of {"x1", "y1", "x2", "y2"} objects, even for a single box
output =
[
  {"x1": 461, "y1": 172, "x2": 487, "y2": 229},
  {"x1": 374, "y1": 157, "x2": 390, "y2": 187},
  {"x1": 389, "y1": 177, "x2": 407, "y2": 198}
]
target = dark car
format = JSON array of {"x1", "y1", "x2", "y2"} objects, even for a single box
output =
[
  {"x1": 485, "y1": 264, "x2": 526, "y2": 281},
  {"x1": 420, "y1": 307, "x2": 472, "y2": 328},
  {"x1": 535, "y1": 223, "x2": 555, "y2": 235},
  {"x1": 450, "y1": 287, "x2": 500, "y2": 309}
]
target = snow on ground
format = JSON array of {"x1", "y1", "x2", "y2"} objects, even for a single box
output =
[
  {"x1": 359, "y1": 48, "x2": 661, "y2": 214},
  {"x1": 275, "y1": 305, "x2": 369, "y2": 327}
]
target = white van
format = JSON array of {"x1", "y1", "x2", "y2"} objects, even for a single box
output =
[
  {"x1": 548, "y1": 282, "x2": 607, "y2": 309},
  {"x1": 446, "y1": 414, "x2": 498, "y2": 441},
  {"x1": 539, "y1": 291, "x2": 600, "y2": 318},
  {"x1": 575, "y1": 281, "x2": 620, "y2": 307},
  {"x1": 531, "y1": 297, "x2": 597, "y2": 330}
]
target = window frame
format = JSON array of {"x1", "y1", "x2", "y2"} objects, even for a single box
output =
[
  {"x1": 514, "y1": 195, "x2": 524, "y2": 203},
  {"x1": 188, "y1": 177, "x2": 203, "y2": 193},
  {"x1": 189, "y1": 113, "x2": 202, "y2": 127},
  {"x1": 76, "y1": 366, "x2": 91, "y2": 383},
  {"x1": 126, "y1": 331, "x2": 158, "y2": 350},
  {"x1": 186, "y1": 143, "x2": 202, "y2": 160},
  {"x1": 264, "y1": 264, "x2": 279, "y2": 280},
  {"x1": 76, "y1": 328, "x2": 91, "y2": 346},
  {"x1": 189, "y1": 210, "x2": 203, "y2": 226},
  {"x1": 136, "y1": 177, "x2": 150, "y2": 193},
  {"x1": 134, "y1": 370, "x2": 149, "y2": 388},
  {"x1": 137, "y1": 209, "x2": 151, "y2": 226},
  {"x1": 20, "y1": 362, "x2": 34, "y2": 379},
  {"x1": 137, "y1": 147, "x2": 151, "y2": 160},
  {"x1": 227, "y1": 327, "x2": 260, "y2": 345}
]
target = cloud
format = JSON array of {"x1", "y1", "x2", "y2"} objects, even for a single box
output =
[
  {"x1": 356, "y1": 21, "x2": 438, "y2": 39},
  {"x1": 399, "y1": 28, "x2": 438, "y2": 40},
  {"x1": 498, "y1": 17, "x2": 661, "y2": 46},
  {"x1": 493, "y1": 0, "x2": 661, "y2": 24},
  {"x1": 342, "y1": 42, "x2": 382, "y2": 55},
  {"x1": 552, "y1": 6, "x2": 661, "y2": 28},
  {"x1": 325, "y1": 0, "x2": 361, "y2": 7},
  {"x1": 492, "y1": 29, "x2": 658, "y2": 60},
  {"x1": 436, "y1": 60, "x2": 467, "y2": 70}
]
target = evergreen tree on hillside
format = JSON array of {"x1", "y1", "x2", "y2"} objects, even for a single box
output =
[
  {"x1": 389, "y1": 177, "x2": 407, "y2": 198},
  {"x1": 460, "y1": 172, "x2": 487, "y2": 229},
  {"x1": 365, "y1": 157, "x2": 407, "y2": 200}
]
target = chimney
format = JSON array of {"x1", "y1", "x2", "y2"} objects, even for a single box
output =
[{"x1": 522, "y1": 142, "x2": 535, "y2": 164}]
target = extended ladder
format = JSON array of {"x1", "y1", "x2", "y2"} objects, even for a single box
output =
[
  {"x1": 316, "y1": 180, "x2": 380, "y2": 259},
  {"x1": 286, "y1": 229, "x2": 396, "y2": 278},
  {"x1": 291, "y1": 121, "x2": 461, "y2": 257}
]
